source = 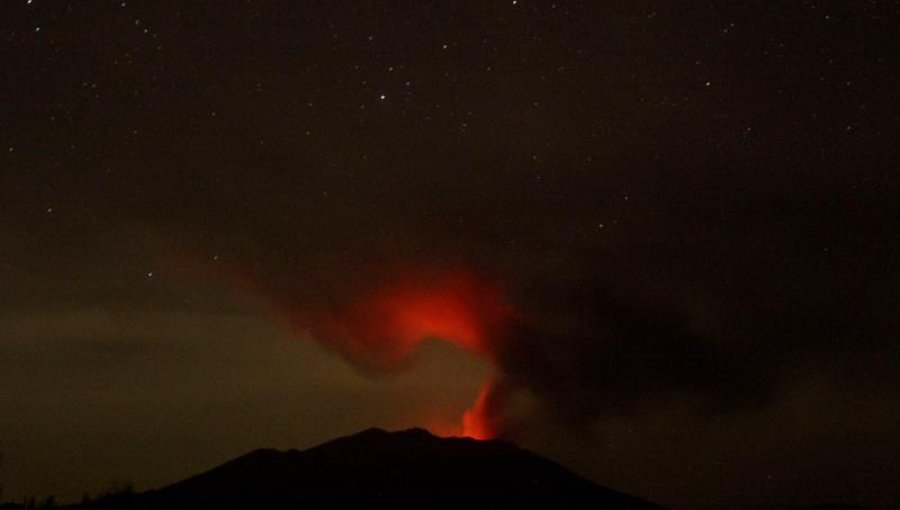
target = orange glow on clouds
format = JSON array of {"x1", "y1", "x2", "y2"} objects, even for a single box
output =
[
  {"x1": 317, "y1": 269, "x2": 510, "y2": 438},
  {"x1": 304, "y1": 269, "x2": 511, "y2": 370},
  {"x1": 201, "y1": 261, "x2": 513, "y2": 440},
  {"x1": 372, "y1": 271, "x2": 509, "y2": 358}
]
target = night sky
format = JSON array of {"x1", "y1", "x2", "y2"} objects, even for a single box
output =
[{"x1": 2, "y1": 1, "x2": 899, "y2": 509}]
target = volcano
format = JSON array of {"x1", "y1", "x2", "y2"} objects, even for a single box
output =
[{"x1": 77, "y1": 428, "x2": 665, "y2": 509}]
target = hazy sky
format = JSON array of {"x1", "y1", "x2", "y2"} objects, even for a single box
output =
[{"x1": 2, "y1": 2, "x2": 899, "y2": 509}]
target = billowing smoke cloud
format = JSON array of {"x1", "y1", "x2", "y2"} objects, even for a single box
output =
[
  {"x1": 196, "y1": 256, "x2": 516, "y2": 436},
  {"x1": 178, "y1": 165, "x2": 899, "y2": 440},
  {"x1": 190, "y1": 199, "x2": 899, "y2": 439}
]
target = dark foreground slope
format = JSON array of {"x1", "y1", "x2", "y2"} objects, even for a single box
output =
[{"x1": 79, "y1": 427, "x2": 665, "y2": 509}]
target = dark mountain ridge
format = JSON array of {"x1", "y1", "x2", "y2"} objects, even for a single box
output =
[
  {"x1": 80, "y1": 427, "x2": 665, "y2": 509},
  {"x1": 1, "y1": 428, "x2": 877, "y2": 509}
]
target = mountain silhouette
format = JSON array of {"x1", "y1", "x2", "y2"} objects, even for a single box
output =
[
  {"x1": 0, "y1": 429, "x2": 877, "y2": 509},
  {"x1": 76, "y1": 427, "x2": 666, "y2": 509}
]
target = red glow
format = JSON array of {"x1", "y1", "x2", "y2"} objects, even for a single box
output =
[
  {"x1": 358, "y1": 271, "x2": 509, "y2": 438},
  {"x1": 461, "y1": 380, "x2": 496, "y2": 440},
  {"x1": 372, "y1": 270, "x2": 509, "y2": 358},
  {"x1": 305, "y1": 269, "x2": 512, "y2": 372},
  {"x1": 204, "y1": 261, "x2": 513, "y2": 439}
]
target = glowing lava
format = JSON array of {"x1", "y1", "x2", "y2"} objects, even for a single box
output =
[{"x1": 461, "y1": 379, "x2": 497, "y2": 440}]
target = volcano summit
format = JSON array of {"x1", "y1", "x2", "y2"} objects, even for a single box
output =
[{"x1": 71, "y1": 428, "x2": 665, "y2": 509}]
